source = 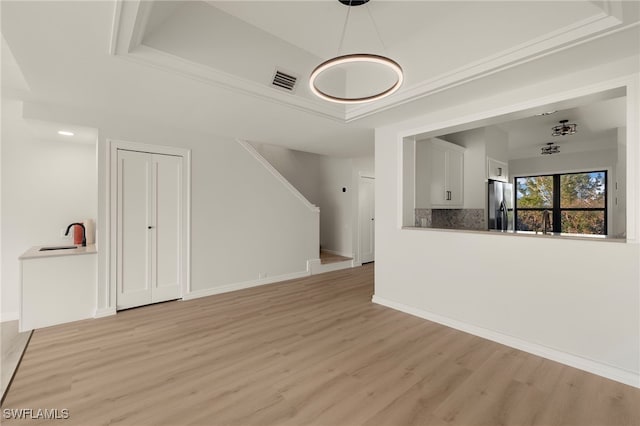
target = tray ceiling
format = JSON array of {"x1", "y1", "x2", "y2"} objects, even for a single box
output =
[{"x1": 111, "y1": 0, "x2": 630, "y2": 123}]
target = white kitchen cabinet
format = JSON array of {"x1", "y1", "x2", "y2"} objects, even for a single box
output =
[
  {"x1": 430, "y1": 138, "x2": 465, "y2": 207},
  {"x1": 20, "y1": 245, "x2": 97, "y2": 331},
  {"x1": 487, "y1": 157, "x2": 509, "y2": 182}
]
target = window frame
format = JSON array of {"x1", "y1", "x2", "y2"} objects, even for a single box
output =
[{"x1": 514, "y1": 170, "x2": 608, "y2": 235}]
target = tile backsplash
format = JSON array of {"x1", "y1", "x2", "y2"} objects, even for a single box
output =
[
  {"x1": 415, "y1": 208, "x2": 432, "y2": 228},
  {"x1": 415, "y1": 208, "x2": 485, "y2": 231}
]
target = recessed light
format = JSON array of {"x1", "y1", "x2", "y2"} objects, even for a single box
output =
[
  {"x1": 535, "y1": 111, "x2": 557, "y2": 116},
  {"x1": 58, "y1": 130, "x2": 74, "y2": 136}
]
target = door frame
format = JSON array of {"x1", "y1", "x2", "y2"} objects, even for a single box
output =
[
  {"x1": 358, "y1": 174, "x2": 375, "y2": 264},
  {"x1": 108, "y1": 139, "x2": 191, "y2": 311}
]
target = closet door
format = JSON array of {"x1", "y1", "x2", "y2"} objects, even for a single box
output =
[
  {"x1": 117, "y1": 150, "x2": 153, "y2": 309},
  {"x1": 116, "y1": 150, "x2": 183, "y2": 310},
  {"x1": 151, "y1": 154, "x2": 182, "y2": 303}
]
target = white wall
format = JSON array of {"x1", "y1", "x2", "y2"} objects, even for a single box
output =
[
  {"x1": 3, "y1": 100, "x2": 319, "y2": 316},
  {"x1": 374, "y1": 62, "x2": 640, "y2": 386},
  {"x1": 252, "y1": 143, "x2": 374, "y2": 260},
  {"x1": 1, "y1": 100, "x2": 97, "y2": 321},
  {"x1": 485, "y1": 126, "x2": 509, "y2": 163},
  {"x1": 251, "y1": 143, "x2": 322, "y2": 207},
  {"x1": 509, "y1": 148, "x2": 617, "y2": 177},
  {"x1": 318, "y1": 156, "x2": 353, "y2": 256}
]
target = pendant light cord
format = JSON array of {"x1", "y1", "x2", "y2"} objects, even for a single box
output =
[
  {"x1": 365, "y1": 3, "x2": 387, "y2": 53},
  {"x1": 336, "y1": 0, "x2": 353, "y2": 56}
]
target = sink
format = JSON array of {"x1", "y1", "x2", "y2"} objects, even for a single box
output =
[{"x1": 39, "y1": 246, "x2": 78, "y2": 251}]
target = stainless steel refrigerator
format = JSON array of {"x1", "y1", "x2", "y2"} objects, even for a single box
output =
[{"x1": 488, "y1": 179, "x2": 514, "y2": 231}]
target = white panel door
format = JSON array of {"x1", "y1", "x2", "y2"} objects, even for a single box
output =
[
  {"x1": 117, "y1": 150, "x2": 152, "y2": 309},
  {"x1": 117, "y1": 150, "x2": 183, "y2": 310},
  {"x1": 151, "y1": 154, "x2": 182, "y2": 302},
  {"x1": 359, "y1": 177, "x2": 375, "y2": 264}
]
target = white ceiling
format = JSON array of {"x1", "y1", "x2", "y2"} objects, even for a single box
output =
[
  {"x1": 438, "y1": 92, "x2": 626, "y2": 160},
  {"x1": 25, "y1": 119, "x2": 98, "y2": 145},
  {"x1": 500, "y1": 96, "x2": 626, "y2": 158},
  {"x1": 1, "y1": 1, "x2": 639, "y2": 157}
]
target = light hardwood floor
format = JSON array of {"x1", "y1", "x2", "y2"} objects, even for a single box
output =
[
  {"x1": 1, "y1": 321, "x2": 32, "y2": 403},
  {"x1": 2, "y1": 264, "x2": 639, "y2": 425},
  {"x1": 319, "y1": 250, "x2": 352, "y2": 264}
]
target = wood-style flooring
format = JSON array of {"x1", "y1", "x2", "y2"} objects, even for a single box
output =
[
  {"x1": 2, "y1": 264, "x2": 639, "y2": 425},
  {"x1": 319, "y1": 250, "x2": 352, "y2": 264},
  {"x1": 1, "y1": 320, "x2": 32, "y2": 403}
]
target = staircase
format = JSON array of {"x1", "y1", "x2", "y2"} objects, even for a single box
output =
[{"x1": 308, "y1": 249, "x2": 354, "y2": 275}]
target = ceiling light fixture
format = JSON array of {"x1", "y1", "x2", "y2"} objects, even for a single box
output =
[
  {"x1": 551, "y1": 119, "x2": 577, "y2": 136},
  {"x1": 541, "y1": 142, "x2": 560, "y2": 155},
  {"x1": 58, "y1": 130, "x2": 74, "y2": 136},
  {"x1": 309, "y1": 0, "x2": 403, "y2": 104}
]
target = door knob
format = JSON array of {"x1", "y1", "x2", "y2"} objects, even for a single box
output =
[{"x1": 148, "y1": 226, "x2": 154, "y2": 229}]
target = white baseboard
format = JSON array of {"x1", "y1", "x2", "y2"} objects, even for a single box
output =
[
  {"x1": 372, "y1": 295, "x2": 640, "y2": 389},
  {"x1": 94, "y1": 307, "x2": 117, "y2": 318},
  {"x1": 183, "y1": 270, "x2": 311, "y2": 301},
  {"x1": 308, "y1": 258, "x2": 355, "y2": 275},
  {"x1": 1, "y1": 312, "x2": 19, "y2": 323}
]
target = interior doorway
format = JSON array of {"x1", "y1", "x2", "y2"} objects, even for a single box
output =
[
  {"x1": 359, "y1": 176, "x2": 375, "y2": 264},
  {"x1": 109, "y1": 140, "x2": 191, "y2": 311}
]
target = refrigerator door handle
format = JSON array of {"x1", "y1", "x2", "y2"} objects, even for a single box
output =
[{"x1": 499, "y1": 200, "x2": 507, "y2": 231}]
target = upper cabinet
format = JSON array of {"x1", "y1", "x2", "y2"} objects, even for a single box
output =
[
  {"x1": 487, "y1": 157, "x2": 509, "y2": 182},
  {"x1": 429, "y1": 138, "x2": 465, "y2": 208}
]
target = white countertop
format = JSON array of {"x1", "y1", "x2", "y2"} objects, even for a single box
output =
[
  {"x1": 20, "y1": 244, "x2": 97, "y2": 260},
  {"x1": 402, "y1": 227, "x2": 626, "y2": 243}
]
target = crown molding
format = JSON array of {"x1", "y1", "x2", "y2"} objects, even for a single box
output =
[
  {"x1": 345, "y1": 6, "x2": 625, "y2": 122},
  {"x1": 110, "y1": 0, "x2": 628, "y2": 124},
  {"x1": 126, "y1": 44, "x2": 346, "y2": 122},
  {"x1": 108, "y1": 0, "x2": 345, "y2": 122}
]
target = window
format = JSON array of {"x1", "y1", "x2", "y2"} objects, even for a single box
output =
[{"x1": 515, "y1": 171, "x2": 607, "y2": 235}]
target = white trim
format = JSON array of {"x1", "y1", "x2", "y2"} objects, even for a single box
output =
[
  {"x1": 1, "y1": 312, "x2": 19, "y2": 323},
  {"x1": 107, "y1": 0, "x2": 342, "y2": 120},
  {"x1": 372, "y1": 295, "x2": 640, "y2": 389},
  {"x1": 345, "y1": 17, "x2": 633, "y2": 122},
  {"x1": 116, "y1": 44, "x2": 345, "y2": 122},
  {"x1": 94, "y1": 307, "x2": 116, "y2": 319},
  {"x1": 108, "y1": 0, "x2": 628, "y2": 124},
  {"x1": 182, "y1": 270, "x2": 310, "y2": 301},
  {"x1": 397, "y1": 75, "x2": 634, "y2": 139},
  {"x1": 308, "y1": 258, "x2": 354, "y2": 275},
  {"x1": 108, "y1": 139, "x2": 192, "y2": 311},
  {"x1": 108, "y1": 0, "x2": 124, "y2": 55},
  {"x1": 129, "y1": 1, "x2": 153, "y2": 52},
  {"x1": 237, "y1": 139, "x2": 320, "y2": 213}
]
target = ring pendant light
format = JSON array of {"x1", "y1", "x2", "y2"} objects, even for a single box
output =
[{"x1": 309, "y1": 0, "x2": 404, "y2": 104}]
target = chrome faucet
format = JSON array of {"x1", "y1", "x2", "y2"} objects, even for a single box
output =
[
  {"x1": 65, "y1": 222, "x2": 86, "y2": 246},
  {"x1": 542, "y1": 210, "x2": 551, "y2": 235}
]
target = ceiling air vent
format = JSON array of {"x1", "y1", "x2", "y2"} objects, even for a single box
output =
[{"x1": 271, "y1": 69, "x2": 298, "y2": 93}]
